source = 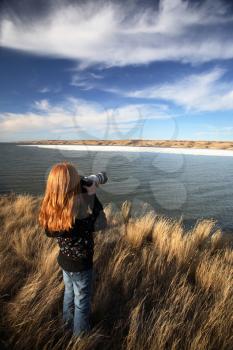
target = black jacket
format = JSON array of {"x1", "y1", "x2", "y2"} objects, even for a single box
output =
[{"x1": 44, "y1": 194, "x2": 107, "y2": 272}]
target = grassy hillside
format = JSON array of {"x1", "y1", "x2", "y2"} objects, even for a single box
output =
[{"x1": 0, "y1": 194, "x2": 232, "y2": 350}]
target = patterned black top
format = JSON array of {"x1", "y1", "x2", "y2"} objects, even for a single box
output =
[{"x1": 44, "y1": 194, "x2": 107, "y2": 272}]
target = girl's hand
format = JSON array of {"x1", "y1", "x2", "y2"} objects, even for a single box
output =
[{"x1": 83, "y1": 182, "x2": 97, "y2": 195}]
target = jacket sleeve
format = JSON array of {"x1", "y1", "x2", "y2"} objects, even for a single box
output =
[{"x1": 87, "y1": 194, "x2": 108, "y2": 231}]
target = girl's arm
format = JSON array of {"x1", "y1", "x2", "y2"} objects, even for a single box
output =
[
  {"x1": 82, "y1": 182, "x2": 103, "y2": 216},
  {"x1": 85, "y1": 193, "x2": 107, "y2": 231}
]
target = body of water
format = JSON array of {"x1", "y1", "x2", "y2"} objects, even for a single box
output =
[{"x1": 0, "y1": 143, "x2": 233, "y2": 230}]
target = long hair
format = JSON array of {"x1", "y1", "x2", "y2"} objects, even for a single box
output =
[{"x1": 38, "y1": 162, "x2": 82, "y2": 231}]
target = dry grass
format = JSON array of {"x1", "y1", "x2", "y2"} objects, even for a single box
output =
[{"x1": 0, "y1": 194, "x2": 232, "y2": 350}]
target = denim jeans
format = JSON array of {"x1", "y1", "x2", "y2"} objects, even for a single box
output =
[{"x1": 62, "y1": 268, "x2": 93, "y2": 337}]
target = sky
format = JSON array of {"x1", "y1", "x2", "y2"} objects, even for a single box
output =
[{"x1": 0, "y1": 0, "x2": 233, "y2": 142}]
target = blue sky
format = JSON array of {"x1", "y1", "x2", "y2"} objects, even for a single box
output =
[{"x1": 0, "y1": 0, "x2": 233, "y2": 142}]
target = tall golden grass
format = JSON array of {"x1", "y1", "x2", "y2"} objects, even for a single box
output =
[{"x1": 0, "y1": 194, "x2": 232, "y2": 350}]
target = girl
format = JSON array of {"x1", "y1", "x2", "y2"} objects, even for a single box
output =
[{"x1": 38, "y1": 162, "x2": 107, "y2": 337}]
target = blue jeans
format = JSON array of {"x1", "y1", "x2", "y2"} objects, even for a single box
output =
[{"x1": 62, "y1": 268, "x2": 93, "y2": 337}]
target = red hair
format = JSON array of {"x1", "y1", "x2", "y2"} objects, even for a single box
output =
[{"x1": 38, "y1": 162, "x2": 82, "y2": 231}]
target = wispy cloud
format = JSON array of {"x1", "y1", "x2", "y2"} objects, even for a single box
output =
[
  {"x1": 1, "y1": 0, "x2": 233, "y2": 67},
  {"x1": 34, "y1": 99, "x2": 50, "y2": 111},
  {"x1": 118, "y1": 67, "x2": 233, "y2": 112},
  {"x1": 38, "y1": 85, "x2": 61, "y2": 94},
  {"x1": 70, "y1": 70, "x2": 104, "y2": 90},
  {"x1": 38, "y1": 87, "x2": 50, "y2": 93},
  {"x1": 0, "y1": 98, "x2": 174, "y2": 140}
]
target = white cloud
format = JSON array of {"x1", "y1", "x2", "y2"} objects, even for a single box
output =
[
  {"x1": 1, "y1": 0, "x2": 233, "y2": 67},
  {"x1": 0, "y1": 98, "x2": 174, "y2": 140},
  {"x1": 121, "y1": 67, "x2": 233, "y2": 112}
]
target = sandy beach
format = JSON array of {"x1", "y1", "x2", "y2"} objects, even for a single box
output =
[
  {"x1": 17, "y1": 139, "x2": 233, "y2": 150},
  {"x1": 19, "y1": 143, "x2": 233, "y2": 156}
]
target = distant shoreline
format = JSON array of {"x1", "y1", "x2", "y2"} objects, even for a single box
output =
[
  {"x1": 19, "y1": 144, "x2": 233, "y2": 156},
  {"x1": 16, "y1": 139, "x2": 233, "y2": 150}
]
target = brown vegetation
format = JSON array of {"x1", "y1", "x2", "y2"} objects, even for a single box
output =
[
  {"x1": 0, "y1": 194, "x2": 233, "y2": 350},
  {"x1": 17, "y1": 139, "x2": 233, "y2": 150}
]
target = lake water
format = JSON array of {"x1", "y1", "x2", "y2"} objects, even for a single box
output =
[{"x1": 0, "y1": 143, "x2": 233, "y2": 231}]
